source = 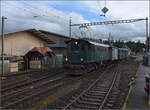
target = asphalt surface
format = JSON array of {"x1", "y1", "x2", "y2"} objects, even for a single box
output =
[{"x1": 126, "y1": 61, "x2": 150, "y2": 110}]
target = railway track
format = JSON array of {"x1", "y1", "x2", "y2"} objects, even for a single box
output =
[
  {"x1": 1, "y1": 68, "x2": 64, "y2": 85},
  {"x1": 63, "y1": 64, "x2": 120, "y2": 110},
  {"x1": 1, "y1": 74, "x2": 66, "y2": 109},
  {"x1": 1, "y1": 70, "x2": 65, "y2": 95},
  {"x1": 1, "y1": 70, "x2": 47, "y2": 84}
]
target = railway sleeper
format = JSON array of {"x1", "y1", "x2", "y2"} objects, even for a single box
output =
[
  {"x1": 104, "y1": 105, "x2": 120, "y2": 109},
  {"x1": 108, "y1": 95, "x2": 118, "y2": 100},
  {"x1": 81, "y1": 97, "x2": 102, "y2": 103},
  {"x1": 103, "y1": 106, "x2": 119, "y2": 110},
  {"x1": 88, "y1": 91, "x2": 107, "y2": 95},
  {"x1": 114, "y1": 101, "x2": 122, "y2": 106},
  {"x1": 87, "y1": 92, "x2": 106, "y2": 96},
  {"x1": 106, "y1": 99, "x2": 116, "y2": 104},
  {"x1": 83, "y1": 94, "x2": 104, "y2": 99},
  {"x1": 92, "y1": 88, "x2": 109, "y2": 91},
  {"x1": 110, "y1": 90, "x2": 120, "y2": 95},
  {"x1": 105, "y1": 103, "x2": 114, "y2": 107},
  {"x1": 77, "y1": 99, "x2": 100, "y2": 106},
  {"x1": 85, "y1": 94, "x2": 105, "y2": 98},
  {"x1": 96, "y1": 84, "x2": 110, "y2": 88},
  {"x1": 112, "y1": 104, "x2": 122, "y2": 109},
  {"x1": 73, "y1": 103, "x2": 98, "y2": 109}
]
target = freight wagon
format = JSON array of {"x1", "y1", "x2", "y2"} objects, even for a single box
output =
[{"x1": 118, "y1": 48, "x2": 129, "y2": 60}]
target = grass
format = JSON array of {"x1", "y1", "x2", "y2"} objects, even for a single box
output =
[{"x1": 32, "y1": 81, "x2": 81, "y2": 110}]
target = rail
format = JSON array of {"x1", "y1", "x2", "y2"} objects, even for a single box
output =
[
  {"x1": 98, "y1": 65, "x2": 118, "y2": 110},
  {"x1": 63, "y1": 64, "x2": 118, "y2": 110},
  {"x1": 1, "y1": 75, "x2": 66, "y2": 109}
]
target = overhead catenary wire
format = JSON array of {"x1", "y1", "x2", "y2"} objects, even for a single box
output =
[
  {"x1": 2, "y1": 2, "x2": 37, "y2": 16},
  {"x1": 2, "y1": 1, "x2": 69, "y2": 23},
  {"x1": 21, "y1": 1, "x2": 69, "y2": 22},
  {"x1": 1, "y1": 1, "x2": 70, "y2": 34},
  {"x1": 105, "y1": 0, "x2": 107, "y2": 7}
]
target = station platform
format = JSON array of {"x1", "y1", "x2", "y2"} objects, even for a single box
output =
[{"x1": 124, "y1": 64, "x2": 150, "y2": 110}]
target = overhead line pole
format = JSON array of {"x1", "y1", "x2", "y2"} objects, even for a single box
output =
[
  {"x1": 146, "y1": 17, "x2": 149, "y2": 52},
  {"x1": 69, "y1": 18, "x2": 147, "y2": 40},
  {"x1": 70, "y1": 18, "x2": 147, "y2": 27},
  {"x1": 1, "y1": 16, "x2": 7, "y2": 77},
  {"x1": 69, "y1": 17, "x2": 72, "y2": 39},
  {"x1": 69, "y1": 17, "x2": 148, "y2": 51}
]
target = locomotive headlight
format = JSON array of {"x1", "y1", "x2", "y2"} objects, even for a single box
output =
[
  {"x1": 80, "y1": 58, "x2": 84, "y2": 62},
  {"x1": 75, "y1": 41, "x2": 78, "y2": 45},
  {"x1": 65, "y1": 57, "x2": 68, "y2": 61}
]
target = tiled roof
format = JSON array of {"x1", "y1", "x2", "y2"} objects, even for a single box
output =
[
  {"x1": 3, "y1": 29, "x2": 55, "y2": 44},
  {"x1": 29, "y1": 47, "x2": 53, "y2": 55},
  {"x1": 39, "y1": 30, "x2": 71, "y2": 39},
  {"x1": 26, "y1": 29, "x2": 55, "y2": 44}
]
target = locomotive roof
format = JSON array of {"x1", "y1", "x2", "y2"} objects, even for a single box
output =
[{"x1": 66, "y1": 39, "x2": 110, "y2": 48}]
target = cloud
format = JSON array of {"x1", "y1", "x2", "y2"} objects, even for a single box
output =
[{"x1": 0, "y1": 1, "x2": 149, "y2": 43}]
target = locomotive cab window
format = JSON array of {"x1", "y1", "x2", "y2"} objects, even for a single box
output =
[
  {"x1": 88, "y1": 43, "x2": 91, "y2": 50},
  {"x1": 71, "y1": 41, "x2": 80, "y2": 51},
  {"x1": 67, "y1": 43, "x2": 71, "y2": 50},
  {"x1": 81, "y1": 43, "x2": 85, "y2": 50}
]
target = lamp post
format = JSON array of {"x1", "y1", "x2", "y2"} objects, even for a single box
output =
[{"x1": 1, "y1": 16, "x2": 7, "y2": 77}]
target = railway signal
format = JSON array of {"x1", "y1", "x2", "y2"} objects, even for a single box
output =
[{"x1": 101, "y1": 7, "x2": 109, "y2": 14}]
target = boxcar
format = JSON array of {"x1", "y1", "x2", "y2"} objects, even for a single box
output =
[
  {"x1": 110, "y1": 47, "x2": 118, "y2": 61},
  {"x1": 118, "y1": 48, "x2": 129, "y2": 60}
]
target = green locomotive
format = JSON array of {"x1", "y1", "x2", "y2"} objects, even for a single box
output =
[{"x1": 64, "y1": 39, "x2": 111, "y2": 74}]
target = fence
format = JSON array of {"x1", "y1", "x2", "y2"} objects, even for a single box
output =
[
  {"x1": 52, "y1": 54, "x2": 64, "y2": 68},
  {"x1": 0, "y1": 54, "x2": 64, "y2": 75},
  {"x1": 143, "y1": 52, "x2": 150, "y2": 66},
  {"x1": 27, "y1": 54, "x2": 64, "y2": 71}
]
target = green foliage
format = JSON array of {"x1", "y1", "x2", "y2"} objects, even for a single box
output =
[{"x1": 113, "y1": 40, "x2": 146, "y2": 53}]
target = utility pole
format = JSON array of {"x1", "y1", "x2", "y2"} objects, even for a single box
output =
[
  {"x1": 1, "y1": 16, "x2": 7, "y2": 77},
  {"x1": 146, "y1": 17, "x2": 149, "y2": 52},
  {"x1": 69, "y1": 17, "x2": 72, "y2": 39}
]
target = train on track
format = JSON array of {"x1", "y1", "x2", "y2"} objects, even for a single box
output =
[{"x1": 64, "y1": 39, "x2": 129, "y2": 75}]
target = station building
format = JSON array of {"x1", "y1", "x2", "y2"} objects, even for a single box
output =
[
  {"x1": 0, "y1": 28, "x2": 73, "y2": 73},
  {"x1": 0, "y1": 29, "x2": 54, "y2": 56},
  {"x1": 39, "y1": 30, "x2": 73, "y2": 56}
]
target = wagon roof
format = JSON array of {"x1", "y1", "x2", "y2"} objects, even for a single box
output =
[
  {"x1": 65, "y1": 39, "x2": 87, "y2": 43},
  {"x1": 88, "y1": 41, "x2": 110, "y2": 47},
  {"x1": 118, "y1": 48, "x2": 129, "y2": 51},
  {"x1": 25, "y1": 47, "x2": 54, "y2": 56}
]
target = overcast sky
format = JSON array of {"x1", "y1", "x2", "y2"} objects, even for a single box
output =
[{"x1": 0, "y1": 0, "x2": 150, "y2": 43}]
